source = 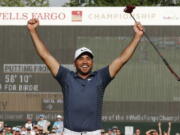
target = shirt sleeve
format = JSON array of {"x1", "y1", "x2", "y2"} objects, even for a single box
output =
[
  {"x1": 54, "y1": 65, "x2": 70, "y2": 87},
  {"x1": 98, "y1": 65, "x2": 114, "y2": 89}
]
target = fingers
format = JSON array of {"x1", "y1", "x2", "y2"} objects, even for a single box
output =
[
  {"x1": 27, "y1": 18, "x2": 39, "y2": 31},
  {"x1": 135, "y1": 22, "x2": 144, "y2": 31},
  {"x1": 133, "y1": 22, "x2": 144, "y2": 37},
  {"x1": 28, "y1": 18, "x2": 39, "y2": 25}
]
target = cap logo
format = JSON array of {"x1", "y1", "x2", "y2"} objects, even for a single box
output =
[{"x1": 74, "y1": 47, "x2": 94, "y2": 60}]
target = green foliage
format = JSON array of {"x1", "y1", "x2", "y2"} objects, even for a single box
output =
[
  {"x1": 0, "y1": 0, "x2": 23, "y2": 6},
  {"x1": 64, "y1": 0, "x2": 180, "y2": 6},
  {"x1": 92, "y1": 0, "x2": 141, "y2": 6},
  {"x1": 64, "y1": 0, "x2": 81, "y2": 6},
  {"x1": 25, "y1": 0, "x2": 49, "y2": 6},
  {"x1": 160, "y1": 0, "x2": 180, "y2": 5},
  {"x1": 0, "y1": 0, "x2": 49, "y2": 6}
]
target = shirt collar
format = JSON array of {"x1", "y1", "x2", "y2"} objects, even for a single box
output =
[{"x1": 73, "y1": 71, "x2": 96, "y2": 79}]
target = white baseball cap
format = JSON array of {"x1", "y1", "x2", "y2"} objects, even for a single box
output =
[
  {"x1": 74, "y1": 47, "x2": 94, "y2": 60},
  {"x1": 57, "y1": 115, "x2": 62, "y2": 119}
]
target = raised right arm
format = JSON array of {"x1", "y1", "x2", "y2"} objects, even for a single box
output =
[
  {"x1": 27, "y1": 19, "x2": 60, "y2": 76},
  {"x1": 167, "y1": 122, "x2": 171, "y2": 135},
  {"x1": 158, "y1": 122, "x2": 162, "y2": 135}
]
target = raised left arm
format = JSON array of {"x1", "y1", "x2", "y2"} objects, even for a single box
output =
[{"x1": 109, "y1": 22, "x2": 144, "y2": 78}]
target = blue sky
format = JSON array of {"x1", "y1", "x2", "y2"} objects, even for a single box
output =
[{"x1": 49, "y1": 0, "x2": 69, "y2": 6}]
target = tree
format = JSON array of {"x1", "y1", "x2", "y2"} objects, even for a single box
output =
[
  {"x1": 64, "y1": 0, "x2": 81, "y2": 6},
  {"x1": 0, "y1": 0, "x2": 24, "y2": 6},
  {"x1": 25, "y1": 0, "x2": 49, "y2": 6},
  {"x1": 160, "y1": 0, "x2": 180, "y2": 5},
  {"x1": 0, "y1": 0, "x2": 49, "y2": 6},
  {"x1": 92, "y1": 0, "x2": 141, "y2": 6},
  {"x1": 64, "y1": 0, "x2": 180, "y2": 6}
]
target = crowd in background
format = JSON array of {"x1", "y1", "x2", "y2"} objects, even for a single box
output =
[
  {"x1": 100, "y1": 122, "x2": 172, "y2": 135},
  {"x1": 0, "y1": 116, "x2": 174, "y2": 135},
  {"x1": 0, "y1": 114, "x2": 63, "y2": 135}
]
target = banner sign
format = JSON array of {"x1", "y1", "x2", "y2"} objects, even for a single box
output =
[{"x1": 0, "y1": 7, "x2": 180, "y2": 26}]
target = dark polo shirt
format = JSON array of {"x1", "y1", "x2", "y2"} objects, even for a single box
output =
[{"x1": 55, "y1": 65, "x2": 112, "y2": 132}]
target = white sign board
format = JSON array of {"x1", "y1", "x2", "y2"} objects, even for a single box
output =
[
  {"x1": 0, "y1": 7, "x2": 180, "y2": 26},
  {"x1": 125, "y1": 126, "x2": 134, "y2": 135}
]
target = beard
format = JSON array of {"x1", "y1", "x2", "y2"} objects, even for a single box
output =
[{"x1": 76, "y1": 66, "x2": 92, "y2": 76}]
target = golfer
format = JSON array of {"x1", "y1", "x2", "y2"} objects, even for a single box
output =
[{"x1": 27, "y1": 18, "x2": 144, "y2": 135}]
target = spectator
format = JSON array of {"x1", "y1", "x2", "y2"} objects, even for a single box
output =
[
  {"x1": 116, "y1": 129, "x2": 122, "y2": 135},
  {"x1": 32, "y1": 125, "x2": 40, "y2": 135},
  {"x1": 112, "y1": 126, "x2": 118, "y2": 135},
  {"x1": 0, "y1": 127, "x2": 3, "y2": 135},
  {"x1": 5, "y1": 126, "x2": 12, "y2": 135},
  {"x1": 158, "y1": 122, "x2": 171, "y2": 135},
  {"x1": 26, "y1": 127, "x2": 36, "y2": 135},
  {"x1": 50, "y1": 129, "x2": 57, "y2": 135},
  {"x1": 52, "y1": 115, "x2": 63, "y2": 135},
  {"x1": 146, "y1": 129, "x2": 158, "y2": 135},
  {"x1": 38, "y1": 127, "x2": 44, "y2": 135},
  {"x1": 135, "y1": 128, "x2": 141, "y2": 135},
  {"x1": 20, "y1": 127, "x2": 27, "y2": 135},
  {"x1": 107, "y1": 128, "x2": 113, "y2": 135},
  {"x1": 37, "y1": 114, "x2": 51, "y2": 134},
  {"x1": 25, "y1": 118, "x2": 33, "y2": 130},
  {"x1": 101, "y1": 129, "x2": 106, "y2": 135},
  {"x1": 13, "y1": 128, "x2": 21, "y2": 135}
]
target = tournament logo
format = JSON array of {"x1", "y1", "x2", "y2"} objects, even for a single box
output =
[{"x1": 72, "y1": 11, "x2": 82, "y2": 22}]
